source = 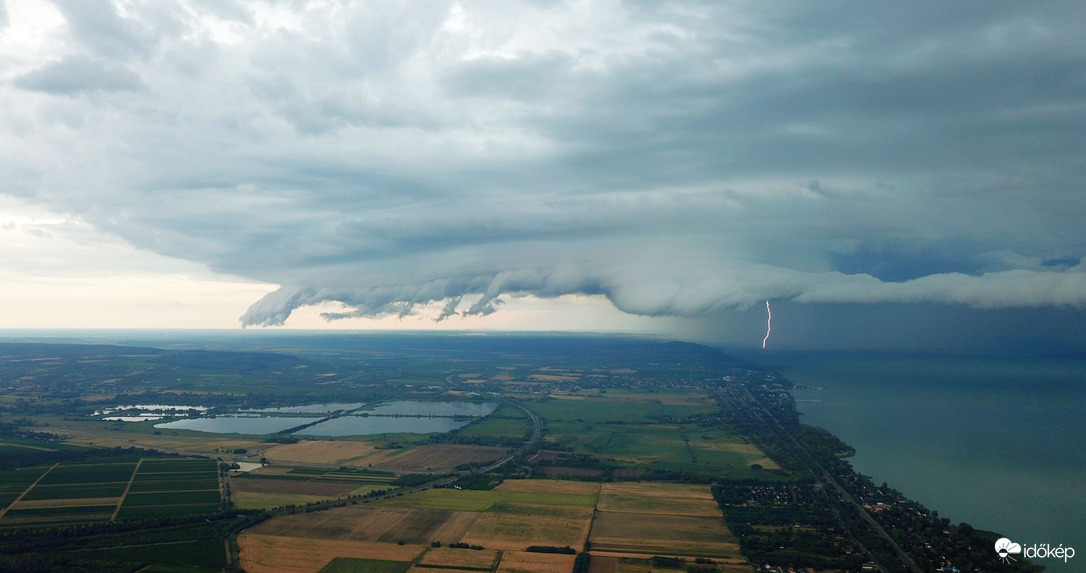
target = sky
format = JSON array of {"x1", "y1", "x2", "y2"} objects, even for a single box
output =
[{"x1": 1, "y1": 0, "x2": 1085, "y2": 352}]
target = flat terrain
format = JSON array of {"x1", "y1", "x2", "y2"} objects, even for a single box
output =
[
  {"x1": 597, "y1": 482, "x2": 722, "y2": 517},
  {"x1": 418, "y1": 547, "x2": 499, "y2": 570},
  {"x1": 0, "y1": 457, "x2": 221, "y2": 526},
  {"x1": 373, "y1": 445, "x2": 509, "y2": 471},
  {"x1": 493, "y1": 479, "x2": 600, "y2": 496},
  {"x1": 589, "y1": 511, "x2": 742, "y2": 559},
  {"x1": 495, "y1": 551, "x2": 577, "y2": 573},
  {"x1": 374, "y1": 487, "x2": 598, "y2": 512},
  {"x1": 264, "y1": 440, "x2": 378, "y2": 466},
  {"x1": 461, "y1": 503, "x2": 594, "y2": 551},
  {"x1": 239, "y1": 534, "x2": 424, "y2": 573},
  {"x1": 246, "y1": 505, "x2": 480, "y2": 545}
]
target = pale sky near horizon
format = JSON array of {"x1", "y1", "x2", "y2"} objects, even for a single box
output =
[{"x1": 2, "y1": 0, "x2": 1085, "y2": 351}]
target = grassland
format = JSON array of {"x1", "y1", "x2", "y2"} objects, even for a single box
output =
[{"x1": 517, "y1": 392, "x2": 775, "y2": 479}]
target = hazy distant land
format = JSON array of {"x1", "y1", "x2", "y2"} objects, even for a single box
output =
[{"x1": 0, "y1": 333, "x2": 1052, "y2": 572}]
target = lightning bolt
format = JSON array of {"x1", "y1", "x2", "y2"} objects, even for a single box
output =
[{"x1": 762, "y1": 300, "x2": 772, "y2": 349}]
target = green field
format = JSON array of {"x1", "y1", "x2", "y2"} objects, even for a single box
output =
[
  {"x1": 123, "y1": 490, "x2": 222, "y2": 506},
  {"x1": 115, "y1": 503, "x2": 221, "y2": 519},
  {"x1": 138, "y1": 458, "x2": 218, "y2": 472},
  {"x1": 4, "y1": 505, "x2": 117, "y2": 517},
  {"x1": 0, "y1": 466, "x2": 49, "y2": 485},
  {"x1": 20, "y1": 482, "x2": 127, "y2": 500},
  {"x1": 521, "y1": 395, "x2": 718, "y2": 425},
  {"x1": 319, "y1": 557, "x2": 413, "y2": 573},
  {"x1": 68, "y1": 538, "x2": 227, "y2": 569},
  {"x1": 37, "y1": 463, "x2": 137, "y2": 485},
  {"x1": 129, "y1": 478, "x2": 219, "y2": 492}
]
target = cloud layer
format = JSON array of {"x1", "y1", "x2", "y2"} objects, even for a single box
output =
[{"x1": 2, "y1": 0, "x2": 1085, "y2": 327}]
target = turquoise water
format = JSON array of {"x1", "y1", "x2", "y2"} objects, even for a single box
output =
[{"x1": 778, "y1": 353, "x2": 1085, "y2": 573}]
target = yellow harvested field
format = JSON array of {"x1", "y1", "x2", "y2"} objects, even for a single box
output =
[
  {"x1": 263, "y1": 440, "x2": 377, "y2": 465},
  {"x1": 462, "y1": 504, "x2": 593, "y2": 551},
  {"x1": 700, "y1": 442, "x2": 780, "y2": 470},
  {"x1": 529, "y1": 374, "x2": 579, "y2": 381},
  {"x1": 247, "y1": 505, "x2": 480, "y2": 545},
  {"x1": 497, "y1": 551, "x2": 577, "y2": 573},
  {"x1": 598, "y1": 482, "x2": 721, "y2": 517},
  {"x1": 419, "y1": 547, "x2": 499, "y2": 569},
  {"x1": 374, "y1": 445, "x2": 508, "y2": 471},
  {"x1": 238, "y1": 534, "x2": 423, "y2": 573},
  {"x1": 589, "y1": 511, "x2": 741, "y2": 559},
  {"x1": 494, "y1": 479, "x2": 601, "y2": 496}
]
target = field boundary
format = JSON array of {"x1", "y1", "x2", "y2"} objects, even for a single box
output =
[
  {"x1": 112, "y1": 458, "x2": 143, "y2": 521},
  {"x1": 0, "y1": 463, "x2": 57, "y2": 519}
]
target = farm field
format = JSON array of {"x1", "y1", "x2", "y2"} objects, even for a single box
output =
[
  {"x1": 495, "y1": 550, "x2": 577, "y2": 573},
  {"x1": 264, "y1": 440, "x2": 378, "y2": 466},
  {"x1": 493, "y1": 479, "x2": 600, "y2": 496},
  {"x1": 418, "y1": 547, "x2": 499, "y2": 570},
  {"x1": 229, "y1": 465, "x2": 393, "y2": 509},
  {"x1": 0, "y1": 457, "x2": 221, "y2": 527},
  {"x1": 597, "y1": 482, "x2": 722, "y2": 517},
  {"x1": 461, "y1": 503, "x2": 594, "y2": 551},
  {"x1": 238, "y1": 533, "x2": 424, "y2": 573},
  {"x1": 589, "y1": 511, "x2": 742, "y2": 559},
  {"x1": 456, "y1": 404, "x2": 528, "y2": 439},
  {"x1": 246, "y1": 505, "x2": 481, "y2": 545},
  {"x1": 373, "y1": 486, "x2": 598, "y2": 512},
  {"x1": 320, "y1": 558, "x2": 412, "y2": 573},
  {"x1": 372, "y1": 445, "x2": 509, "y2": 471}
]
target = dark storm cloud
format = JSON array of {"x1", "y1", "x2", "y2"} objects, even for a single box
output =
[{"x1": 2, "y1": 0, "x2": 1086, "y2": 333}]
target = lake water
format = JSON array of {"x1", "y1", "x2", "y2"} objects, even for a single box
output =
[
  {"x1": 241, "y1": 402, "x2": 365, "y2": 414},
  {"x1": 294, "y1": 415, "x2": 472, "y2": 436},
  {"x1": 778, "y1": 353, "x2": 1086, "y2": 573},
  {"x1": 155, "y1": 415, "x2": 316, "y2": 434},
  {"x1": 153, "y1": 400, "x2": 498, "y2": 437},
  {"x1": 363, "y1": 400, "x2": 497, "y2": 417}
]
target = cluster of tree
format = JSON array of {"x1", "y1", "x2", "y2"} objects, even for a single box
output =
[
  {"x1": 571, "y1": 552, "x2": 590, "y2": 573},
  {"x1": 525, "y1": 546, "x2": 576, "y2": 554},
  {"x1": 446, "y1": 542, "x2": 485, "y2": 550}
]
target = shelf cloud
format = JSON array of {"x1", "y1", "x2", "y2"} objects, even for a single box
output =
[{"x1": 2, "y1": 1, "x2": 1085, "y2": 333}]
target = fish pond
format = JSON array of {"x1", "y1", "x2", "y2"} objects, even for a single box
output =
[{"x1": 151, "y1": 400, "x2": 498, "y2": 437}]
